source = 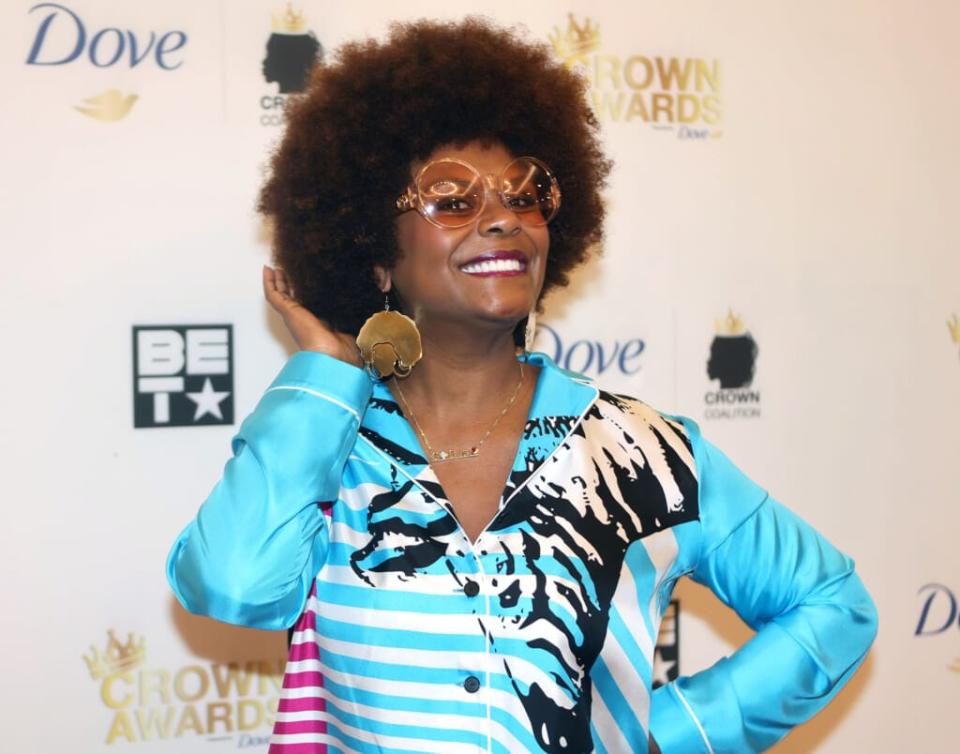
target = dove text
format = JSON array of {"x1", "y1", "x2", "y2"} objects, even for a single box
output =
[
  {"x1": 916, "y1": 583, "x2": 959, "y2": 636},
  {"x1": 535, "y1": 323, "x2": 645, "y2": 376},
  {"x1": 26, "y1": 2, "x2": 187, "y2": 70}
]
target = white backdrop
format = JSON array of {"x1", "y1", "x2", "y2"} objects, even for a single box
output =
[{"x1": 2, "y1": 0, "x2": 958, "y2": 751}]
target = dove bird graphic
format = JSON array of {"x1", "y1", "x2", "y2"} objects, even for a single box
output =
[{"x1": 74, "y1": 89, "x2": 139, "y2": 122}]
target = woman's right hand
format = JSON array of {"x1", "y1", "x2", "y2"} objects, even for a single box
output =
[{"x1": 262, "y1": 265, "x2": 362, "y2": 367}]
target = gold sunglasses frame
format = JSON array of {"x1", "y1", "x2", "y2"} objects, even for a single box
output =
[{"x1": 395, "y1": 156, "x2": 562, "y2": 229}]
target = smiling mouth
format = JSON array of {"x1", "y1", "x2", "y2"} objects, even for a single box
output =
[
  {"x1": 461, "y1": 258, "x2": 527, "y2": 275},
  {"x1": 459, "y1": 251, "x2": 529, "y2": 276}
]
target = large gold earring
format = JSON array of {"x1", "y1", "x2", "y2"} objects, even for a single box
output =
[
  {"x1": 524, "y1": 311, "x2": 538, "y2": 353},
  {"x1": 356, "y1": 294, "x2": 422, "y2": 379}
]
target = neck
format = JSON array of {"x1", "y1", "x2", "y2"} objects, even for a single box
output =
[{"x1": 391, "y1": 320, "x2": 523, "y2": 421}]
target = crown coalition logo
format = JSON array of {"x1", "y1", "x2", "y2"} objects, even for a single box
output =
[
  {"x1": 704, "y1": 309, "x2": 761, "y2": 419},
  {"x1": 133, "y1": 325, "x2": 233, "y2": 428},
  {"x1": 25, "y1": 2, "x2": 188, "y2": 122},
  {"x1": 83, "y1": 629, "x2": 284, "y2": 745},
  {"x1": 652, "y1": 600, "x2": 680, "y2": 688},
  {"x1": 259, "y1": 3, "x2": 323, "y2": 127},
  {"x1": 548, "y1": 13, "x2": 722, "y2": 140}
]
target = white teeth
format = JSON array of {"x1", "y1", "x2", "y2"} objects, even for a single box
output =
[{"x1": 461, "y1": 258, "x2": 524, "y2": 274}]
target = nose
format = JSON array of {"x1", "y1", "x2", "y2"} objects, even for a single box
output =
[{"x1": 476, "y1": 177, "x2": 521, "y2": 236}]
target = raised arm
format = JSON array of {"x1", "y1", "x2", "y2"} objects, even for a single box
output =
[
  {"x1": 166, "y1": 351, "x2": 372, "y2": 629},
  {"x1": 166, "y1": 266, "x2": 372, "y2": 630},
  {"x1": 649, "y1": 420, "x2": 878, "y2": 753}
]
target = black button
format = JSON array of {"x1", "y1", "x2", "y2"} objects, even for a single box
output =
[
  {"x1": 463, "y1": 675, "x2": 481, "y2": 693},
  {"x1": 463, "y1": 580, "x2": 480, "y2": 597}
]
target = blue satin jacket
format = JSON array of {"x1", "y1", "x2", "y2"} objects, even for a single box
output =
[{"x1": 167, "y1": 350, "x2": 877, "y2": 754}]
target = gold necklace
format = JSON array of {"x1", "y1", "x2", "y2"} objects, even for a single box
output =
[{"x1": 393, "y1": 363, "x2": 525, "y2": 463}]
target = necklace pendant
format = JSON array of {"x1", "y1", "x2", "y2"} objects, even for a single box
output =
[{"x1": 431, "y1": 447, "x2": 480, "y2": 463}]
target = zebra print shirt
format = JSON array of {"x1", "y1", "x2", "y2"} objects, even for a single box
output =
[{"x1": 168, "y1": 351, "x2": 877, "y2": 754}]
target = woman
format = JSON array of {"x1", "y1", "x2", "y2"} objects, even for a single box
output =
[{"x1": 167, "y1": 18, "x2": 877, "y2": 754}]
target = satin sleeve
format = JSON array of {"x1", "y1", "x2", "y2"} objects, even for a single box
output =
[
  {"x1": 166, "y1": 351, "x2": 373, "y2": 630},
  {"x1": 648, "y1": 419, "x2": 878, "y2": 753}
]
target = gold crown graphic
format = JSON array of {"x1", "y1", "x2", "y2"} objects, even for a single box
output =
[
  {"x1": 948, "y1": 314, "x2": 960, "y2": 345},
  {"x1": 715, "y1": 308, "x2": 746, "y2": 336},
  {"x1": 949, "y1": 657, "x2": 960, "y2": 673},
  {"x1": 272, "y1": 3, "x2": 307, "y2": 34},
  {"x1": 549, "y1": 13, "x2": 601, "y2": 67},
  {"x1": 83, "y1": 630, "x2": 146, "y2": 680}
]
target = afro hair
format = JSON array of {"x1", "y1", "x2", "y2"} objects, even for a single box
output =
[{"x1": 257, "y1": 17, "x2": 611, "y2": 336}]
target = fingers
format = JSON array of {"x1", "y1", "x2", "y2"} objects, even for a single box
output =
[
  {"x1": 262, "y1": 265, "x2": 280, "y2": 311},
  {"x1": 262, "y1": 264, "x2": 296, "y2": 311},
  {"x1": 262, "y1": 265, "x2": 355, "y2": 360},
  {"x1": 274, "y1": 266, "x2": 293, "y2": 298}
]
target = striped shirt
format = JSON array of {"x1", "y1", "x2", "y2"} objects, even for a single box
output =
[{"x1": 167, "y1": 351, "x2": 877, "y2": 753}]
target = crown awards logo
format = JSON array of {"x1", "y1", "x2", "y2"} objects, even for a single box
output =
[
  {"x1": 549, "y1": 13, "x2": 722, "y2": 140},
  {"x1": 25, "y1": 2, "x2": 188, "y2": 122},
  {"x1": 83, "y1": 630, "x2": 283, "y2": 745},
  {"x1": 704, "y1": 309, "x2": 761, "y2": 419},
  {"x1": 259, "y1": 3, "x2": 323, "y2": 127},
  {"x1": 133, "y1": 326, "x2": 233, "y2": 428}
]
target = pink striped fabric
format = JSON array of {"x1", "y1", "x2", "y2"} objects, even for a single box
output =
[{"x1": 269, "y1": 509, "x2": 330, "y2": 752}]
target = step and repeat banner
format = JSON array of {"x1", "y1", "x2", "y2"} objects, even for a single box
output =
[{"x1": 2, "y1": 1, "x2": 957, "y2": 751}]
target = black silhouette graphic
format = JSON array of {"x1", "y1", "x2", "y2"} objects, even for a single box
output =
[
  {"x1": 262, "y1": 32, "x2": 322, "y2": 93},
  {"x1": 707, "y1": 332, "x2": 758, "y2": 388}
]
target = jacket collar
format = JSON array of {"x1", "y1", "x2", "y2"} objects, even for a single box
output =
[{"x1": 358, "y1": 351, "x2": 599, "y2": 506}]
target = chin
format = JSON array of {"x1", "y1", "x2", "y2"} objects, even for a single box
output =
[
  {"x1": 474, "y1": 307, "x2": 530, "y2": 331},
  {"x1": 473, "y1": 293, "x2": 531, "y2": 318}
]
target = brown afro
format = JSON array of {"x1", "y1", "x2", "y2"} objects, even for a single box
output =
[{"x1": 257, "y1": 17, "x2": 611, "y2": 336}]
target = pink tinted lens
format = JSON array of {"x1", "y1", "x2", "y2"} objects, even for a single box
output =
[
  {"x1": 417, "y1": 160, "x2": 484, "y2": 228},
  {"x1": 500, "y1": 158, "x2": 560, "y2": 226}
]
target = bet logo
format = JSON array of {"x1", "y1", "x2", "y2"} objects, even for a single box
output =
[{"x1": 132, "y1": 326, "x2": 233, "y2": 428}]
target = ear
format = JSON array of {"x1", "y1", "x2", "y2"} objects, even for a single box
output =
[{"x1": 373, "y1": 265, "x2": 392, "y2": 293}]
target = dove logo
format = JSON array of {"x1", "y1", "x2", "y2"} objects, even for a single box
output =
[
  {"x1": 915, "y1": 583, "x2": 960, "y2": 675},
  {"x1": 534, "y1": 323, "x2": 646, "y2": 376},
  {"x1": 915, "y1": 583, "x2": 959, "y2": 637},
  {"x1": 74, "y1": 89, "x2": 138, "y2": 122},
  {"x1": 25, "y1": 2, "x2": 187, "y2": 70},
  {"x1": 133, "y1": 326, "x2": 234, "y2": 429}
]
